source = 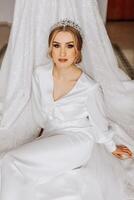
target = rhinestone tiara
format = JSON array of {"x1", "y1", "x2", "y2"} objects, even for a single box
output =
[{"x1": 50, "y1": 19, "x2": 83, "y2": 38}]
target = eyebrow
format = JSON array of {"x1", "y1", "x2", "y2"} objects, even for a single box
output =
[{"x1": 53, "y1": 41, "x2": 74, "y2": 44}]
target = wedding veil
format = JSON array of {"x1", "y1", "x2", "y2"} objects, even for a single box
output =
[{"x1": 0, "y1": 0, "x2": 134, "y2": 142}]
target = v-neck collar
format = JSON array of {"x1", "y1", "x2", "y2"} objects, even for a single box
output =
[{"x1": 50, "y1": 65, "x2": 84, "y2": 103}]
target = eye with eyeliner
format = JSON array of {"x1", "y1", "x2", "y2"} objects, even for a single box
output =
[
  {"x1": 52, "y1": 42, "x2": 74, "y2": 49},
  {"x1": 53, "y1": 43, "x2": 60, "y2": 48},
  {"x1": 67, "y1": 44, "x2": 74, "y2": 48}
]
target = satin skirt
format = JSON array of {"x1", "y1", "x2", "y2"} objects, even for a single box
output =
[
  {"x1": 0, "y1": 127, "x2": 127, "y2": 200},
  {"x1": 0, "y1": 130, "x2": 94, "y2": 200}
]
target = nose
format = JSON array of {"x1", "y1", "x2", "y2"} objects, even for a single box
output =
[{"x1": 60, "y1": 46, "x2": 66, "y2": 57}]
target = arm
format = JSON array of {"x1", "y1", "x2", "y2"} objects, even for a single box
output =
[
  {"x1": 86, "y1": 83, "x2": 132, "y2": 158},
  {"x1": 31, "y1": 69, "x2": 46, "y2": 129}
]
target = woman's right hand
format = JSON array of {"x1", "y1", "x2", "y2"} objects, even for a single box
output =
[{"x1": 112, "y1": 145, "x2": 133, "y2": 159}]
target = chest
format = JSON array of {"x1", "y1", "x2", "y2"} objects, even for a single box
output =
[{"x1": 53, "y1": 79, "x2": 78, "y2": 102}]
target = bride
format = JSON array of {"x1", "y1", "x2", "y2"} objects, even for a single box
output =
[
  {"x1": 0, "y1": 0, "x2": 134, "y2": 198},
  {"x1": 0, "y1": 20, "x2": 132, "y2": 200}
]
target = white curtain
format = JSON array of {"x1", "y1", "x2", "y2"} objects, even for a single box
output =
[
  {"x1": 0, "y1": 0, "x2": 133, "y2": 197},
  {"x1": 0, "y1": 0, "x2": 134, "y2": 135},
  {"x1": 97, "y1": 0, "x2": 108, "y2": 23}
]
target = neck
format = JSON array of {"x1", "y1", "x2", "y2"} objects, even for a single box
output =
[{"x1": 53, "y1": 64, "x2": 77, "y2": 80}]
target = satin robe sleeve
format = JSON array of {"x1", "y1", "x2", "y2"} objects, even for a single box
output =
[
  {"x1": 31, "y1": 69, "x2": 46, "y2": 128},
  {"x1": 86, "y1": 83, "x2": 116, "y2": 152}
]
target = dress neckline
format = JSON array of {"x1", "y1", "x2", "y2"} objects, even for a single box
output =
[{"x1": 50, "y1": 65, "x2": 84, "y2": 103}]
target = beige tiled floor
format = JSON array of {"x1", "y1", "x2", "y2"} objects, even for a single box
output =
[{"x1": 106, "y1": 21, "x2": 134, "y2": 69}]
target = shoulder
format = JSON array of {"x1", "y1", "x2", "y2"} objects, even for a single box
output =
[
  {"x1": 83, "y1": 72, "x2": 100, "y2": 90},
  {"x1": 83, "y1": 73, "x2": 103, "y2": 97},
  {"x1": 83, "y1": 73, "x2": 104, "y2": 99},
  {"x1": 33, "y1": 62, "x2": 52, "y2": 77}
]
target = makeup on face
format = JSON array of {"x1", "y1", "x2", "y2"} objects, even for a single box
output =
[
  {"x1": 51, "y1": 32, "x2": 77, "y2": 67},
  {"x1": 52, "y1": 41, "x2": 76, "y2": 59},
  {"x1": 58, "y1": 58, "x2": 68, "y2": 63},
  {"x1": 52, "y1": 41, "x2": 74, "y2": 48}
]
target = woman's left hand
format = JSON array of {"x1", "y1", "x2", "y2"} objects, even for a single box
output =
[{"x1": 112, "y1": 145, "x2": 133, "y2": 159}]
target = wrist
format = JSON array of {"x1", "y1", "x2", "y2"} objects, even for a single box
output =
[{"x1": 105, "y1": 141, "x2": 116, "y2": 153}]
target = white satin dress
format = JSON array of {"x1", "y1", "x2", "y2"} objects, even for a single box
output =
[{"x1": 0, "y1": 64, "x2": 127, "y2": 200}]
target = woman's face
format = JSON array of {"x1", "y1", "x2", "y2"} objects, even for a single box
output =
[{"x1": 51, "y1": 31, "x2": 77, "y2": 68}]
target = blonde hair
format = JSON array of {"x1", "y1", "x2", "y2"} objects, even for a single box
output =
[{"x1": 48, "y1": 25, "x2": 83, "y2": 64}]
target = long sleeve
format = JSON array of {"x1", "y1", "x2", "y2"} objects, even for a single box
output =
[
  {"x1": 86, "y1": 83, "x2": 116, "y2": 152},
  {"x1": 31, "y1": 70, "x2": 46, "y2": 128}
]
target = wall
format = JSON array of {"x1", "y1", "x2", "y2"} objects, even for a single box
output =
[
  {"x1": 0, "y1": 0, "x2": 15, "y2": 23},
  {"x1": 107, "y1": 0, "x2": 134, "y2": 20}
]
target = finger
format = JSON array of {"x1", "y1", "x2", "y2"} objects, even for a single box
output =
[
  {"x1": 120, "y1": 152, "x2": 133, "y2": 159},
  {"x1": 118, "y1": 146, "x2": 131, "y2": 151},
  {"x1": 117, "y1": 146, "x2": 132, "y2": 153},
  {"x1": 121, "y1": 146, "x2": 132, "y2": 150},
  {"x1": 122, "y1": 149, "x2": 133, "y2": 156},
  {"x1": 117, "y1": 147, "x2": 133, "y2": 155},
  {"x1": 113, "y1": 153, "x2": 123, "y2": 159},
  {"x1": 121, "y1": 154, "x2": 131, "y2": 159},
  {"x1": 117, "y1": 145, "x2": 128, "y2": 149}
]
